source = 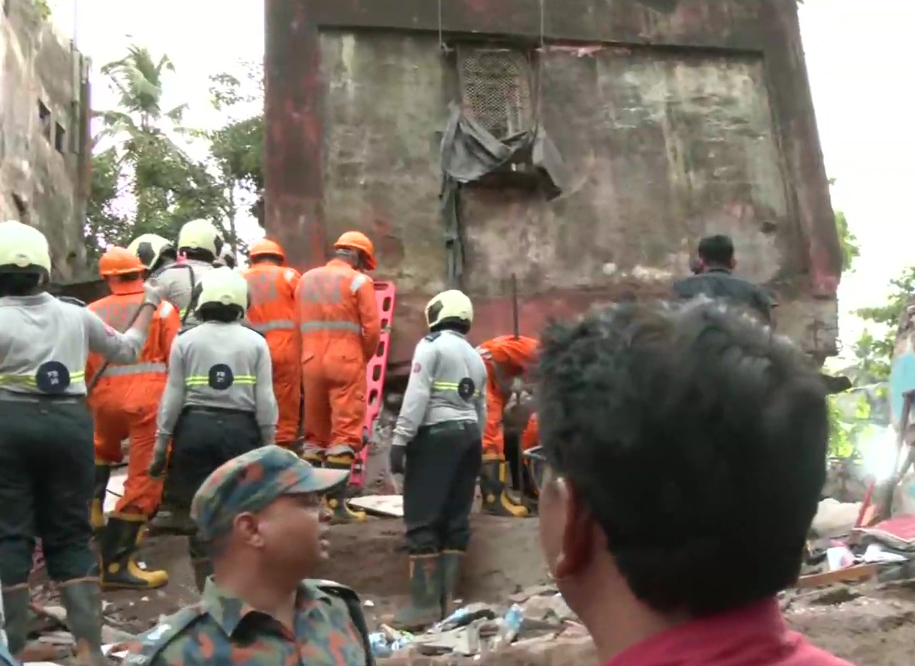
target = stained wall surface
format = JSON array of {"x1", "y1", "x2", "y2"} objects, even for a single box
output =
[
  {"x1": 266, "y1": 0, "x2": 841, "y2": 365},
  {"x1": 0, "y1": 0, "x2": 90, "y2": 281}
]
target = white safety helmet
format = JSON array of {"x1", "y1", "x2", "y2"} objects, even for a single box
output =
[
  {"x1": 194, "y1": 267, "x2": 249, "y2": 312},
  {"x1": 127, "y1": 233, "x2": 175, "y2": 270},
  {"x1": 0, "y1": 220, "x2": 51, "y2": 273},
  {"x1": 177, "y1": 219, "x2": 222, "y2": 255},
  {"x1": 425, "y1": 289, "x2": 474, "y2": 329}
]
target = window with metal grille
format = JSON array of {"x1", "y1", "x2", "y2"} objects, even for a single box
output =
[{"x1": 457, "y1": 46, "x2": 533, "y2": 140}]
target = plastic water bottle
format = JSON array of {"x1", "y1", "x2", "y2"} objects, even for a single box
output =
[
  {"x1": 490, "y1": 604, "x2": 524, "y2": 650},
  {"x1": 368, "y1": 632, "x2": 391, "y2": 658},
  {"x1": 434, "y1": 606, "x2": 472, "y2": 632}
]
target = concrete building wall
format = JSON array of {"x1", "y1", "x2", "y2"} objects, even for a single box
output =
[
  {"x1": 314, "y1": 30, "x2": 837, "y2": 363},
  {"x1": 0, "y1": 0, "x2": 90, "y2": 281},
  {"x1": 265, "y1": 0, "x2": 842, "y2": 366}
]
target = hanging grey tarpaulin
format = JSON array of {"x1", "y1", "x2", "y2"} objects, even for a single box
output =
[{"x1": 438, "y1": 103, "x2": 567, "y2": 288}]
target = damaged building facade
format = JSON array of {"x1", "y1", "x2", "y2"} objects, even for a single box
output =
[
  {"x1": 1, "y1": 0, "x2": 90, "y2": 281},
  {"x1": 264, "y1": 0, "x2": 843, "y2": 370}
]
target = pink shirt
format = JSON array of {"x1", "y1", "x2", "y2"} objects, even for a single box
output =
[{"x1": 606, "y1": 599, "x2": 854, "y2": 666}]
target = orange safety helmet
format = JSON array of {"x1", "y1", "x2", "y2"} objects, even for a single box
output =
[
  {"x1": 333, "y1": 231, "x2": 376, "y2": 270},
  {"x1": 99, "y1": 246, "x2": 144, "y2": 277},
  {"x1": 248, "y1": 238, "x2": 286, "y2": 263}
]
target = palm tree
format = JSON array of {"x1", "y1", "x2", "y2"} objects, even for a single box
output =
[
  {"x1": 98, "y1": 45, "x2": 187, "y2": 133},
  {"x1": 86, "y1": 45, "x2": 232, "y2": 256}
]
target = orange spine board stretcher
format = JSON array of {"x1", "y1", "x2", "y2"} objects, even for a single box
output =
[{"x1": 350, "y1": 280, "x2": 396, "y2": 488}]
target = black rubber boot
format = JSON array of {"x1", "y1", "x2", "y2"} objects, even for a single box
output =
[
  {"x1": 90, "y1": 463, "x2": 110, "y2": 534},
  {"x1": 58, "y1": 580, "x2": 107, "y2": 666},
  {"x1": 390, "y1": 554, "x2": 443, "y2": 631},
  {"x1": 100, "y1": 514, "x2": 169, "y2": 590},
  {"x1": 1, "y1": 584, "x2": 31, "y2": 657},
  {"x1": 440, "y1": 550, "x2": 464, "y2": 619},
  {"x1": 479, "y1": 459, "x2": 530, "y2": 517}
]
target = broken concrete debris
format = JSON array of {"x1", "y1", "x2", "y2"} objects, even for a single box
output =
[
  {"x1": 18, "y1": 598, "x2": 136, "y2": 663},
  {"x1": 368, "y1": 585, "x2": 578, "y2": 658},
  {"x1": 803, "y1": 503, "x2": 915, "y2": 587}
]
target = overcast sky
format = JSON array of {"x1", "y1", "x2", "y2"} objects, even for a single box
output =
[{"x1": 46, "y1": 0, "x2": 915, "y2": 355}]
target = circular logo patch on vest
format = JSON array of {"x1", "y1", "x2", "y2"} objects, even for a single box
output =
[
  {"x1": 458, "y1": 378, "x2": 476, "y2": 401},
  {"x1": 208, "y1": 364, "x2": 234, "y2": 390},
  {"x1": 35, "y1": 361, "x2": 70, "y2": 394}
]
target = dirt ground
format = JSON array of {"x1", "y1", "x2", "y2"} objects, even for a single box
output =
[
  {"x1": 86, "y1": 515, "x2": 915, "y2": 665},
  {"x1": 100, "y1": 513, "x2": 549, "y2": 632}
]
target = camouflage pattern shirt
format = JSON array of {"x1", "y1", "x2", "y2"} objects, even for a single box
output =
[{"x1": 125, "y1": 578, "x2": 369, "y2": 666}]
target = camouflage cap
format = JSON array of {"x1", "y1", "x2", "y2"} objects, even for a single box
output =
[{"x1": 191, "y1": 446, "x2": 349, "y2": 541}]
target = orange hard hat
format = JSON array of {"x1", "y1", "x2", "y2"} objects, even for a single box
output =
[
  {"x1": 99, "y1": 246, "x2": 144, "y2": 277},
  {"x1": 334, "y1": 231, "x2": 376, "y2": 270},
  {"x1": 249, "y1": 238, "x2": 286, "y2": 263}
]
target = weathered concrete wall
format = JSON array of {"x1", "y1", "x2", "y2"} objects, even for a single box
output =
[
  {"x1": 315, "y1": 31, "x2": 835, "y2": 362},
  {"x1": 266, "y1": 0, "x2": 841, "y2": 366},
  {"x1": 0, "y1": 0, "x2": 90, "y2": 281},
  {"x1": 463, "y1": 49, "x2": 789, "y2": 296}
]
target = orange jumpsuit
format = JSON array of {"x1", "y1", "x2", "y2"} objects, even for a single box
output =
[
  {"x1": 296, "y1": 258, "x2": 381, "y2": 451},
  {"x1": 87, "y1": 281, "x2": 181, "y2": 516},
  {"x1": 477, "y1": 335, "x2": 539, "y2": 460},
  {"x1": 242, "y1": 263, "x2": 303, "y2": 446}
]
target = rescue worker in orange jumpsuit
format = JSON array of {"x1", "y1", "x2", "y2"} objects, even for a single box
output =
[
  {"x1": 476, "y1": 335, "x2": 539, "y2": 517},
  {"x1": 242, "y1": 239, "x2": 302, "y2": 449},
  {"x1": 87, "y1": 248, "x2": 181, "y2": 590},
  {"x1": 297, "y1": 231, "x2": 381, "y2": 523}
]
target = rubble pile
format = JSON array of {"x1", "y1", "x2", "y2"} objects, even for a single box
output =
[
  {"x1": 368, "y1": 584, "x2": 584, "y2": 659},
  {"x1": 15, "y1": 594, "x2": 137, "y2": 663},
  {"x1": 802, "y1": 500, "x2": 915, "y2": 587}
]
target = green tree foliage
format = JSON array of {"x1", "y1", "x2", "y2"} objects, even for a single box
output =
[
  {"x1": 828, "y1": 391, "x2": 872, "y2": 460},
  {"x1": 85, "y1": 46, "x2": 234, "y2": 265},
  {"x1": 856, "y1": 268, "x2": 915, "y2": 382},
  {"x1": 835, "y1": 210, "x2": 859, "y2": 272},
  {"x1": 30, "y1": 0, "x2": 51, "y2": 19},
  {"x1": 205, "y1": 63, "x2": 265, "y2": 230},
  {"x1": 825, "y1": 178, "x2": 868, "y2": 458},
  {"x1": 828, "y1": 178, "x2": 859, "y2": 273}
]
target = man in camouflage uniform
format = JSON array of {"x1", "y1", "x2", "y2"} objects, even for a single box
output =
[{"x1": 125, "y1": 446, "x2": 373, "y2": 666}]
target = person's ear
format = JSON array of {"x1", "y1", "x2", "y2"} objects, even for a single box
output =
[
  {"x1": 233, "y1": 512, "x2": 266, "y2": 548},
  {"x1": 728, "y1": 258, "x2": 737, "y2": 270},
  {"x1": 552, "y1": 479, "x2": 596, "y2": 580}
]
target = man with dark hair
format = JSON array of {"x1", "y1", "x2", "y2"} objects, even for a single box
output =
[
  {"x1": 674, "y1": 234, "x2": 773, "y2": 323},
  {"x1": 533, "y1": 300, "x2": 853, "y2": 666}
]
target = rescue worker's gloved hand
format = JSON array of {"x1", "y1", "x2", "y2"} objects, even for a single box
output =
[
  {"x1": 143, "y1": 278, "x2": 164, "y2": 308},
  {"x1": 149, "y1": 434, "x2": 170, "y2": 478},
  {"x1": 390, "y1": 444, "x2": 406, "y2": 475}
]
